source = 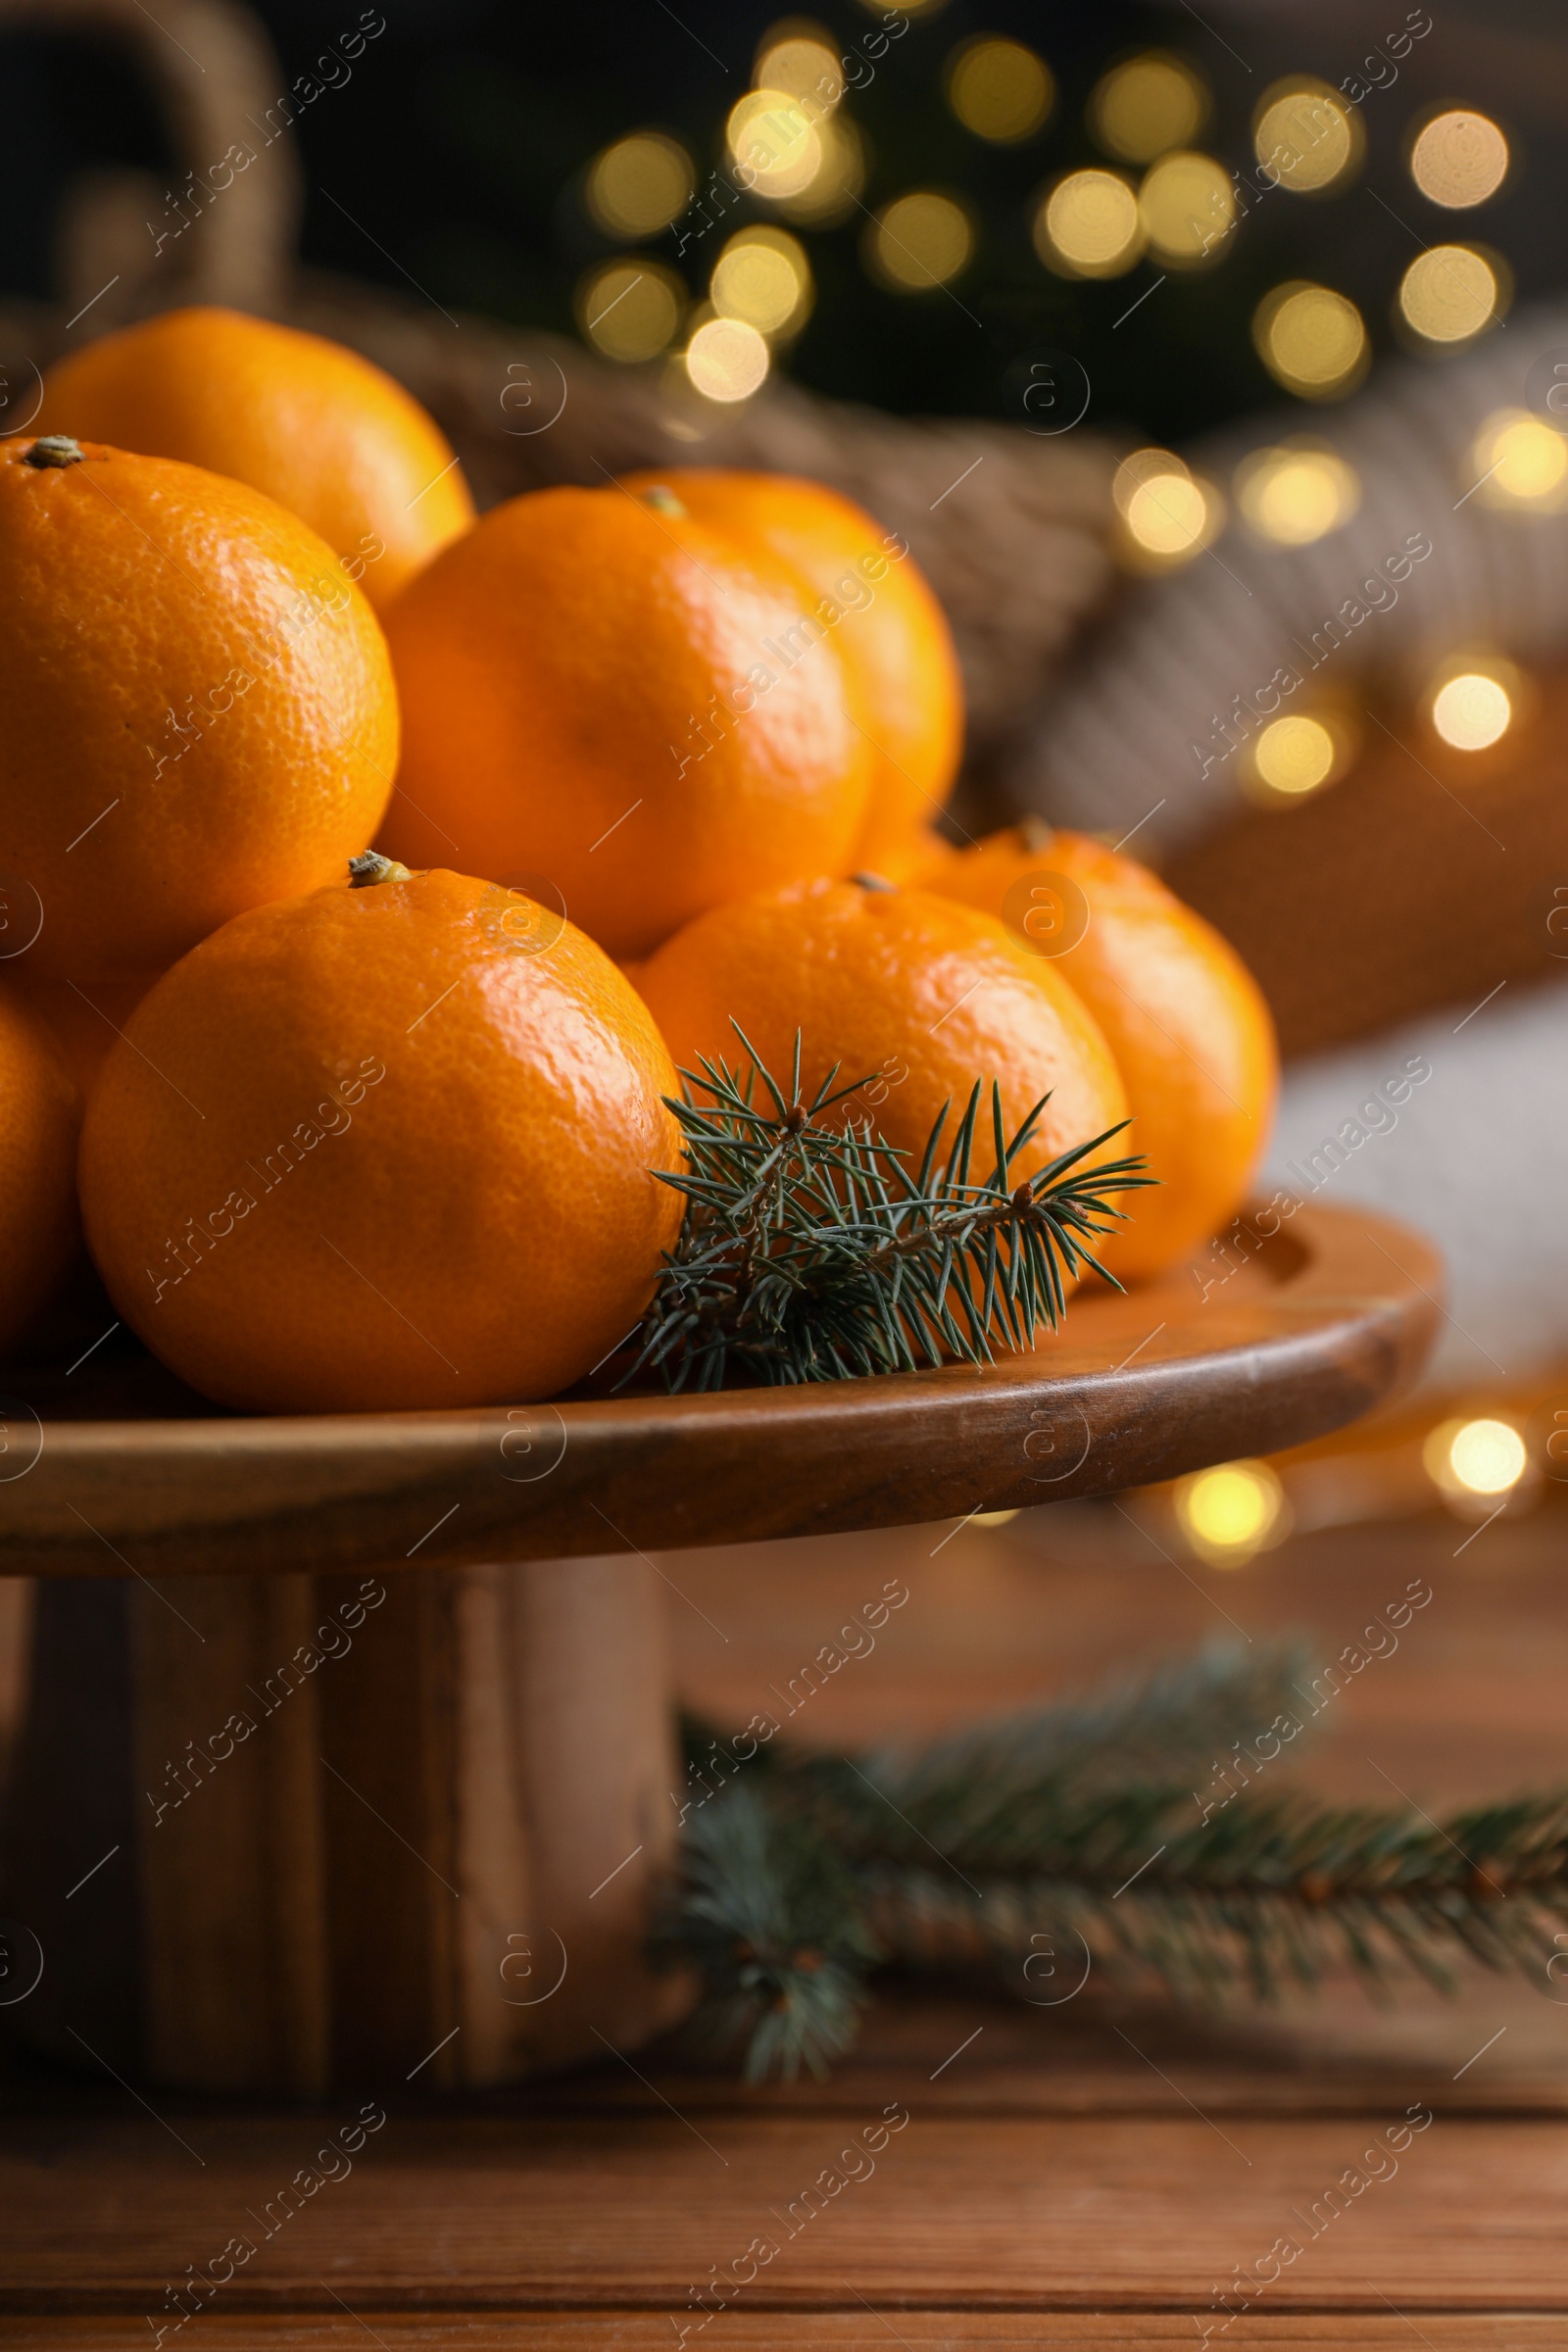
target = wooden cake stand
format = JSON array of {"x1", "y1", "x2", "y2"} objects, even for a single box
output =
[{"x1": 0, "y1": 1202, "x2": 1439, "y2": 2097}]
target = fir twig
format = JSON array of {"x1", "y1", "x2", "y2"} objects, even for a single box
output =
[
  {"x1": 622, "y1": 1026, "x2": 1153, "y2": 1393},
  {"x1": 655, "y1": 1640, "x2": 1568, "y2": 2079},
  {"x1": 652, "y1": 1784, "x2": 881, "y2": 2083}
]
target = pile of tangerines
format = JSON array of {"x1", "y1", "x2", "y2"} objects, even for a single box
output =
[{"x1": 0, "y1": 306, "x2": 1276, "y2": 1414}]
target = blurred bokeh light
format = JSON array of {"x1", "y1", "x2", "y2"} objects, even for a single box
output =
[
  {"x1": 1234, "y1": 443, "x2": 1360, "y2": 544},
  {"x1": 710, "y1": 226, "x2": 813, "y2": 337},
  {"x1": 868, "y1": 190, "x2": 974, "y2": 289},
  {"x1": 1424, "y1": 1415, "x2": 1528, "y2": 1499},
  {"x1": 1089, "y1": 52, "x2": 1207, "y2": 165},
  {"x1": 945, "y1": 35, "x2": 1054, "y2": 144},
  {"x1": 754, "y1": 24, "x2": 842, "y2": 108},
  {"x1": 1430, "y1": 668, "x2": 1513, "y2": 749},
  {"x1": 684, "y1": 316, "x2": 771, "y2": 401},
  {"x1": 1114, "y1": 447, "x2": 1220, "y2": 563},
  {"x1": 1138, "y1": 150, "x2": 1233, "y2": 267},
  {"x1": 1035, "y1": 169, "x2": 1143, "y2": 277},
  {"x1": 1253, "y1": 281, "x2": 1368, "y2": 398},
  {"x1": 1253, "y1": 79, "x2": 1361, "y2": 194},
  {"x1": 1396, "y1": 245, "x2": 1503, "y2": 342},
  {"x1": 586, "y1": 132, "x2": 694, "y2": 239},
  {"x1": 727, "y1": 89, "x2": 823, "y2": 201},
  {"x1": 1250, "y1": 712, "x2": 1342, "y2": 798},
  {"x1": 1471, "y1": 408, "x2": 1568, "y2": 505},
  {"x1": 776, "y1": 113, "x2": 865, "y2": 224},
  {"x1": 1174, "y1": 1459, "x2": 1290, "y2": 1565},
  {"x1": 577, "y1": 259, "x2": 683, "y2": 361},
  {"x1": 1409, "y1": 110, "x2": 1509, "y2": 208}
]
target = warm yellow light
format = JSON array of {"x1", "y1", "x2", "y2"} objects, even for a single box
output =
[
  {"x1": 1452, "y1": 1418, "x2": 1527, "y2": 1494},
  {"x1": 755, "y1": 28, "x2": 842, "y2": 110},
  {"x1": 1397, "y1": 245, "x2": 1500, "y2": 344},
  {"x1": 1235, "y1": 443, "x2": 1360, "y2": 545},
  {"x1": 1035, "y1": 169, "x2": 1143, "y2": 277},
  {"x1": 1253, "y1": 80, "x2": 1360, "y2": 193},
  {"x1": 1112, "y1": 449, "x2": 1221, "y2": 564},
  {"x1": 1109, "y1": 439, "x2": 1222, "y2": 557},
  {"x1": 1410, "y1": 110, "x2": 1508, "y2": 208},
  {"x1": 974, "y1": 1507, "x2": 1021, "y2": 1528},
  {"x1": 1471, "y1": 409, "x2": 1568, "y2": 505},
  {"x1": 1138, "y1": 149, "x2": 1233, "y2": 265},
  {"x1": 946, "y1": 35, "x2": 1053, "y2": 144},
  {"x1": 1424, "y1": 1416, "x2": 1527, "y2": 1498},
  {"x1": 1175, "y1": 1459, "x2": 1289, "y2": 1564},
  {"x1": 577, "y1": 261, "x2": 683, "y2": 363},
  {"x1": 727, "y1": 89, "x2": 823, "y2": 200},
  {"x1": 710, "y1": 227, "x2": 812, "y2": 336},
  {"x1": 1113, "y1": 448, "x2": 1221, "y2": 566},
  {"x1": 1252, "y1": 713, "x2": 1338, "y2": 796},
  {"x1": 868, "y1": 190, "x2": 974, "y2": 290},
  {"x1": 1125, "y1": 471, "x2": 1211, "y2": 556},
  {"x1": 1431, "y1": 670, "x2": 1511, "y2": 750},
  {"x1": 1253, "y1": 281, "x2": 1368, "y2": 398},
  {"x1": 775, "y1": 114, "x2": 865, "y2": 224},
  {"x1": 1090, "y1": 52, "x2": 1207, "y2": 165},
  {"x1": 684, "y1": 317, "x2": 771, "y2": 403},
  {"x1": 586, "y1": 133, "x2": 695, "y2": 239},
  {"x1": 1112, "y1": 445, "x2": 1185, "y2": 517}
]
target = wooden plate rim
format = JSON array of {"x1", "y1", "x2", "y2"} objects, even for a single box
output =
[{"x1": 0, "y1": 1201, "x2": 1443, "y2": 1576}]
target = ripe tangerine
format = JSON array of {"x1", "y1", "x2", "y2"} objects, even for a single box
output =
[
  {"x1": 79, "y1": 866, "x2": 683, "y2": 1411},
  {"x1": 0, "y1": 434, "x2": 396, "y2": 985},
  {"x1": 38, "y1": 307, "x2": 473, "y2": 608},
  {"x1": 930, "y1": 824, "x2": 1278, "y2": 1277},
  {"x1": 0, "y1": 986, "x2": 80, "y2": 1351},
  {"x1": 637, "y1": 877, "x2": 1129, "y2": 1201},
  {"x1": 619, "y1": 470, "x2": 962, "y2": 874},
  {"x1": 377, "y1": 479, "x2": 874, "y2": 959}
]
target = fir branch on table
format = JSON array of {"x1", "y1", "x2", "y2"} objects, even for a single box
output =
[
  {"x1": 622, "y1": 1027, "x2": 1153, "y2": 1393},
  {"x1": 800, "y1": 1636, "x2": 1328, "y2": 1839},
  {"x1": 655, "y1": 1780, "x2": 881, "y2": 2084},
  {"x1": 654, "y1": 1640, "x2": 1568, "y2": 2082}
]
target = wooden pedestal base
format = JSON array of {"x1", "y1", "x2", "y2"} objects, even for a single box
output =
[
  {"x1": 0, "y1": 1204, "x2": 1443, "y2": 2097},
  {"x1": 1, "y1": 1555, "x2": 688, "y2": 2093}
]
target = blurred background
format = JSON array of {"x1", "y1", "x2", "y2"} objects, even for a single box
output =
[
  {"x1": 1, "y1": 0, "x2": 1566, "y2": 1516},
  {"x1": 2, "y1": 0, "x2": 1562, "y2": 436}
]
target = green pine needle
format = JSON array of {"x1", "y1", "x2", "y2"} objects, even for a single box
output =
[
  {"x1": 655, "y1": 1640, "x2": 1568, "y2": 2079},
  {"x1": 651, "y1": 1782, "x2": 881, "y2": 2082},
  {"x1": 622, "y1": 1025, "x2": 1154, "y2": 1393}
]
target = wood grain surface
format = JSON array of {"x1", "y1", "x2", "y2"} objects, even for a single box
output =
[
  {"x1": 8, "y1": 2326, "x2": 1563, "y2": 2349},
  {"x1": 0, "y1": 1203, "x2": 1440, "y2": 1579},
  {"x1": 5, "y1": 1556, "x2": 687, "y2": 2095},
  {"x1": 5, "y1": 1489, "x2": 1568, "y2": 2342},
  {"x1": 2, "y1": 2108, "x2": 1566, "y2": 2314}
]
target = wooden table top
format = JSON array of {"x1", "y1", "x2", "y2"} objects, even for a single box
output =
[{"x1": 5, "y1": 1489, "x2": 1567, "y2": 2346}]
